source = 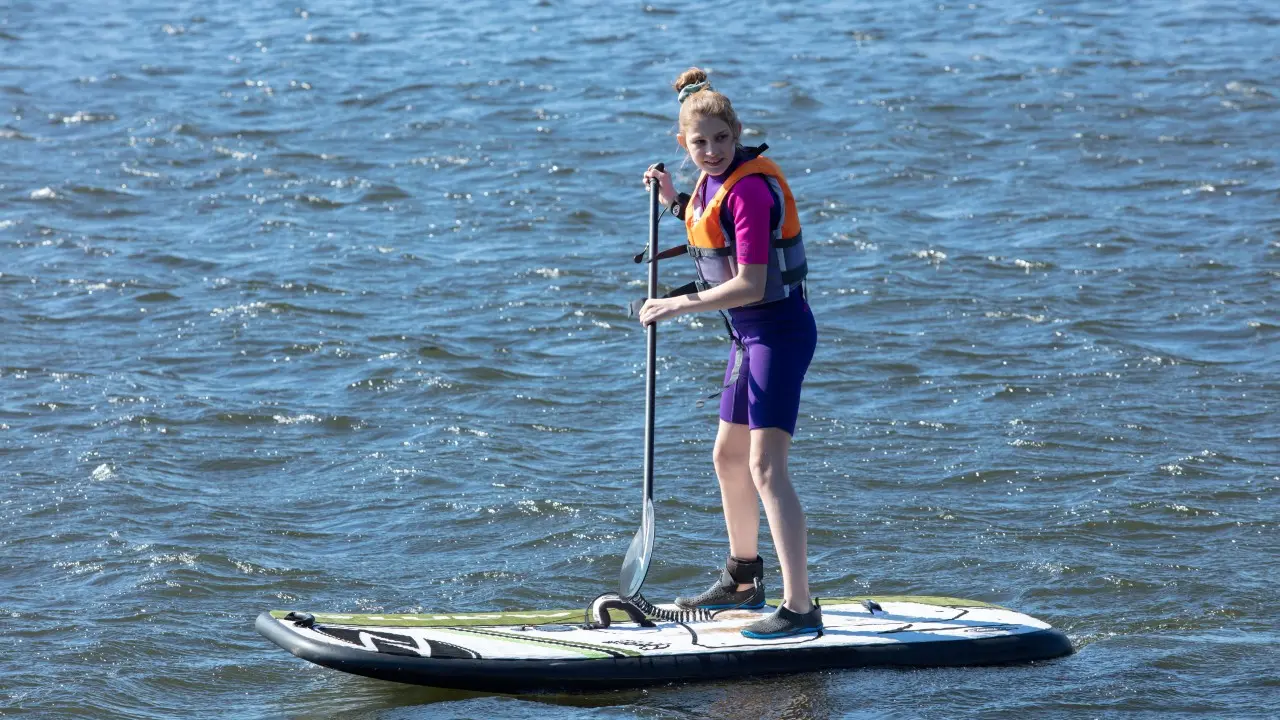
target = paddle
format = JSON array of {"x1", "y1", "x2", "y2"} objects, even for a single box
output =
[{"x1": 619, "y1": 163, "x2": 664, "y2": 600}]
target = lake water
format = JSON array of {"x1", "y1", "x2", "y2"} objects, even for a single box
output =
[{"x1": 2, "y1": 0, "x2": 1277, "y2": 717}]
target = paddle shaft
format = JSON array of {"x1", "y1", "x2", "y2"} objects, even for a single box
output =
[
  {"x1": 642, "y1": 166, "x2": 662, "y2": 506},
  {"x1": 618, "y1": 163, "x2": 665, "y2": 600}
]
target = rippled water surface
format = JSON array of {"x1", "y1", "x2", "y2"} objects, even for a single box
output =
[{"x1": 2, "y1": 0, "x2": 1277, "y2": 717}]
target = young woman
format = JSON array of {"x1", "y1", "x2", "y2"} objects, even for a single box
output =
[{"x1": 639, "y1": 68, "x2": 820, "y2": 639}]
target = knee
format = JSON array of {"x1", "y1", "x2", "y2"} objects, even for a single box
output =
[
  {"x1": 712, "y1": 441, "x2": 743, "y2": 476},
  {"x1": 711, "y1": 435, "x2": 747, "y2": 474},
  {"x1": 749, "y1": 455, "x2": 782, "y2": 493}
]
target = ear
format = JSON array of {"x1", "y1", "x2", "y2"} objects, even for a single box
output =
[
  {"x1": 676, "y1": 134, "x2": 688, "y2": 150},
  {"x1": 735, "y1": 122, "x2": 743, "y2": 142}
]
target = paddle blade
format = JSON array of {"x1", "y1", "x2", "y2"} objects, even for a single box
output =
[{"x1": 618, "y1": 500, "x2": 654, "y2": 599}]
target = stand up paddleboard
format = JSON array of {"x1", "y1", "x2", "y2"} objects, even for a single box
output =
[
  {"x1": 256, "y1": 595, "x2": 1072, "y2": 692},
  {"x1": 256, "y1": 170, "x2": 1072, "y2": 691}
]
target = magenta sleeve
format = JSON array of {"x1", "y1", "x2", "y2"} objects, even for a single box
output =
[{"x1": 724, "y1": 175, "x2": 775, "y2": 266}]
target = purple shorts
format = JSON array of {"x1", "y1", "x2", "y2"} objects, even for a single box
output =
[{"x1": 718, "y1": 292, "x2": 817, "y2": 435}]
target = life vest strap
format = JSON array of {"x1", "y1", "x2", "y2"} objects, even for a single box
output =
[
  {"x1": 687, "y1": 244, "x2": 734, "y2": 259},
  {"x1": 774, "y1": 231, "x2": 803, "y2": 249},
  {"x1": 632, "y1": 243, "x2": 688, "y2": 265},
  {"x1": 694, "y1": 312, "x2": 746, "y2": 410},
  {"x1": 651, "y1": 244, "x2": 689, "y2": 263},
  {"x1": 664, "y1": 280, "x2": 705, "y2": 298},
  {"x1": 781, "y1": 262, "x2": 808, "y2": 286}
]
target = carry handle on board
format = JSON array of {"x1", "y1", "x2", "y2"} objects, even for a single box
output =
[{"x1": 618, "y1": 163, "x2": 663, "y2": 600}]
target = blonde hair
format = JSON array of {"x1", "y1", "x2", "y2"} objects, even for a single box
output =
[{"x1": 673, "y1": 67, "x2": 741, "y2": 140}]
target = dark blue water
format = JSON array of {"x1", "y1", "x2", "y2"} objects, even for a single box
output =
[{"x1": 2, "y1": 0, "x2": 1277, "y2": 717}]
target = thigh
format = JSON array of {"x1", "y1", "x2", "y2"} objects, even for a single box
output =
[
  {"x1": 714, "y1": 419, "x2": 751, "y2": 461},
  {"x1": 749, "y1": 426, "x2": 794, "y2": 474}
]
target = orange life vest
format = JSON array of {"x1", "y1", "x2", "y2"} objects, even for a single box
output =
[{"x1": 682, "y1": 148, "x2": 807, "y2": 306}]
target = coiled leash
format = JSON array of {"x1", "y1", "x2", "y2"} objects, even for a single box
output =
[{"x1": 583, "y1": 580, "x2": 764, "y2": 628}]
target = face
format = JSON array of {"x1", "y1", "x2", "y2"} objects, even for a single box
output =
[{"x1": 678, "y1": 115, "x2": 739, "y2": 176}]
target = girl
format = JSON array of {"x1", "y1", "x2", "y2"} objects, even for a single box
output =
[{"x1": 639, "y1": 68, "x2": 820, "y2": 639}]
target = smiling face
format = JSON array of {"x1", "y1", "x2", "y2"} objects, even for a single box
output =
[{"x1": 678, "y1": 115, "x2": 740, "y2": 177}]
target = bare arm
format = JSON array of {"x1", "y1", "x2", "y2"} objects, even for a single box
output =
[{"x1": 638, "y1": 263, "x2": 766, "y2": 327}]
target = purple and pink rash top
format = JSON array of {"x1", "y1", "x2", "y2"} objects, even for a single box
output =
[
  {"x1": 695, "y1": 160, "x2": 817, "y2": 435},
  {"x1": 700, "y1": 172, "x2": 775, "y2": 267}
]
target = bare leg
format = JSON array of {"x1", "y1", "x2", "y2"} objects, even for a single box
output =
[
  {"x1": 712, "y1": 420, "x2": 758, "y2": 589},
  {"x1": 749, "y1": 427, "x2": 811, "y2": 613}
]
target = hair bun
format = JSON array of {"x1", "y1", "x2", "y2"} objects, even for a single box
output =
[{"x1": 672, "y1": 67, "x2": 709, "y2": 94}]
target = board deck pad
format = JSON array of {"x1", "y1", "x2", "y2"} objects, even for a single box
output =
[{"x1": 257, "y1": 596, "x2": 1073, "y2": 691}]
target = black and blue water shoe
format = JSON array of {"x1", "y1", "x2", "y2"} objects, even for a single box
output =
[{"x1": 741, "y1": 599, "x2": 823, "y2": 639}]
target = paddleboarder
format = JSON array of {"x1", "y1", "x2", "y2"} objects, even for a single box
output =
[{"x1": 639, "y1": 67, "x2": 820, "y2": 639}]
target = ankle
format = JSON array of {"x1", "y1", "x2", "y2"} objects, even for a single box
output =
[{"x1": 782, "y1": 599, "x2": 812, "y2": 614}]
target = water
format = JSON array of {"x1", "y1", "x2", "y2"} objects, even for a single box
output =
[{"x1": 2, "y1": 0, "x2": 1277, "y2": 717}]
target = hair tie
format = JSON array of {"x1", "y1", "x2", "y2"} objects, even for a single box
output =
[{"x1": 678, "y1": 81, "x2": 710, "y2": 104}]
